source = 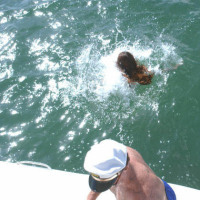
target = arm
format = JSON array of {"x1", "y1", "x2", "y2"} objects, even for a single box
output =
[
  {"x1": 87, "y1": 190, "x2": 101, "y2": 200},
  {"x1": 162, "y1": 62, "x2": 183, "y2": 72},
  {"x1": 173, "y1": 63, "x2": 183, "y2": 70},
  {"x1": 122, "y1": 74, "x2": 137, "y2": 86}
]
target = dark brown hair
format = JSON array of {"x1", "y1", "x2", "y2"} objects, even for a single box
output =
[{"x1": 117, "y1": 52, "x2": 153, "y2": 85}]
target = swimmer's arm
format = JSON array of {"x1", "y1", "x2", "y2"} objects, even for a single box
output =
[
  {"x1": 173, "y1": 63, "x2": 183, "y2": 69},
  {"x1": 140, "y1": 66, "x2": 154, "y2": 76},
  {"x1": 128, "y1": 79, "x2": 137, "y2": 88},
  {"x1": 162, "y1": 62, "x2": 183, "y2": 72},
  {"x1": 122, "y1": 74, "x2": 137, "y2": 86},
  {"x1": 122, "y1": 74, "x2": 137, "y2": 84},
  {"x1": 87, "y1": 191, "x2": 100, "y2": 200}
]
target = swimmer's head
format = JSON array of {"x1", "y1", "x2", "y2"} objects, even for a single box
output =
[
  {"x1": 117, "y1": 52, "x2": 137, "y2": 75},
  {"x1": 116, "y1": 51, "x2": 153, "y2": 85}
]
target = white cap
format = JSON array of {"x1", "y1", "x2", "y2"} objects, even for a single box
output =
[{"x1": 84, "y1": 139, "x2": 127, "y2": 179}]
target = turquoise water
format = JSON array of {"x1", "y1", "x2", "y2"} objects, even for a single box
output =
[{"x1": 0, "y1": 0, "x2": 200, "y2": 189}]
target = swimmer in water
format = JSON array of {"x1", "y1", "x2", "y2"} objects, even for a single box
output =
[
  {"x1": 116, "y1": 51, "x2": 183, "y2": 86},
  {"x1": 117, "y1": 51, "x2": 154, "y2": 85}
]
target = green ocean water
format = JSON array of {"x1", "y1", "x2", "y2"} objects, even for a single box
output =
[{"x1": 0, "y1": 0, "x2": 200, "y2": 190}]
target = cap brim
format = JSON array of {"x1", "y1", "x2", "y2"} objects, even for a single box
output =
[{"x1": 89, "y1": 175, "x2": 117, "y2": 193}]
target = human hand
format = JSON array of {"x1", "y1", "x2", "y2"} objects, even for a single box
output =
[{"x1": 174, "y1": 61, "x2": 183, "y2": 69}]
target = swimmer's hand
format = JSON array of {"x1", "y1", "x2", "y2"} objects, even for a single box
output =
[{"x1": 173, "y1": 61, "x2": 184, "y2": 69}]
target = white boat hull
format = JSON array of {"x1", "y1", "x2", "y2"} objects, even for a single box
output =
[{"x1": 0, "y1": 161, "x2": 199, "y2": 200}]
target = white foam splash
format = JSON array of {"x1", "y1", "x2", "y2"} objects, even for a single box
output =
[
  {"x1": 48, "y1": 79, "x2": 59, "y2": 101},
  {"x1": 98, "y1": 35, "x2": 111, "y2": 46},
  {"x1": 0, "y1": 65, "x2": 14, "y2": 81},
  {"x1": 95, "y1": 54, "x2": 125, "y2": 97},
  {"x1": 1, "y1": 84, "x2": 17, "y2": 104},
  {"x1": 74, "y1": 40, "x2": 173, "y2": 102},
  {"x1": 29, "y1": 39, "x2": 50, "y2": 56},
  {"x1": 8, "y1": 142, "x2": 17, "y2": 150},
  {"x1": 37, "y1": 56, "x2": 60, "y2": 71}
]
